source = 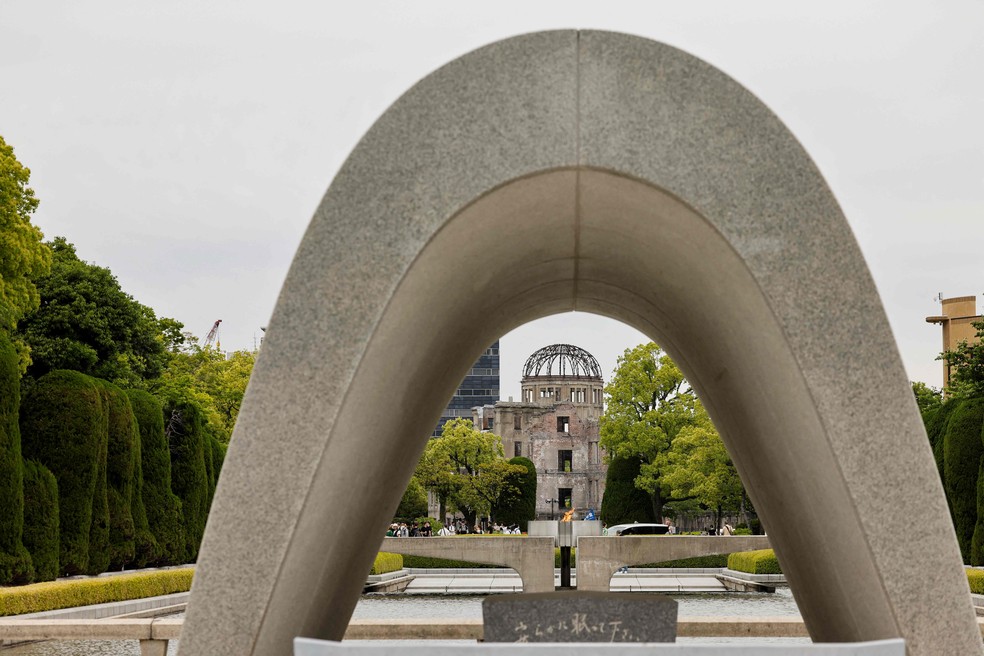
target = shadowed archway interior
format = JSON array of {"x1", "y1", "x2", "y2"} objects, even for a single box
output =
[{"x1": 179, "y1": 31, "x2": 979, "y2": 656}]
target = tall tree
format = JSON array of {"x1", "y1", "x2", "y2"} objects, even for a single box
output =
[
  {"x1": 16, "y1": 237, "x2": 179, "y2": 388},
  {"x1": 415, "y1": 419, "x2": 524, "y2": 526},
  {"x1": 658, "y1": 424, "x2": 744, "y2": 529},
  {"x1": 152, "y1": 343, "x2": 256, "y2": 444},
  {"x1": 912, "y1": 381, "x2": 943, "y2": 419},
  {"x1": 599, "y1": 342, "x2": 702, "y2": 520},
  {"x1": 0, "y1": 135, "x2": 51, "y2": 339}
]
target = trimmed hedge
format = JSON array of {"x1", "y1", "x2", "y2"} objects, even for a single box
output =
[
  {"x1": 163, "y1": 399, "x2": 208, "y2": 561},
  {"x1": 127, "y1": 389, "x2": 183, "y2": 565},
  {"x1": 22, "y1": 459, "x2": 59, "y2": 581},
  {"x1": 401, "y1": 555, "x2": 499, "y2": 569},
  {"x1": 494, "y1": 457, "x2": 537, "y2": 532},
  {"x1": 98, "y1": 380, "x2": 136, "y2": 570},
  {"x1": 643, "y1": 554, "x2": 730, "y2": 568},
  {"x1": 370, "y1": 552, "x2": 403, "y2": 575},
  {"x1": 727, "y1": 549, "x2": 782, "y2": 574},
  {"x1": 0, "y1": 567, "x2": 194, "y2": 616},
  {"x1": 943, "y1": 398, "x2": 984, "y2": 561},
  {"x1": 20, "y1": 370, "x2": 105, "y2": 576},
  {"x1": 967, "y1": 568, "x2": 984, "y2": 595},
  {"x1": 0, "y1": 331, "x2": 32, "y2": 584},
  {"x1": 86, "y1": 406, "x2": 110, "y2": 577},
  {"x1": 601, "y1": 456, "x2": 657, "y2": 526}
]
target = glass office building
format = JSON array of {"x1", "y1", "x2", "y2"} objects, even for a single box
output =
[{"x1": 432, "y1": 340, "x2": 500, "y2": 436}]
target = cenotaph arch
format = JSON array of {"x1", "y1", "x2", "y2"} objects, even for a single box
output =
[{"x1": 179, "y1": 31, "x2": 980, "y2": 655}]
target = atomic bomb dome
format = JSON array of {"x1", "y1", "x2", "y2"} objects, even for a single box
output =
[{"x1": 522, "y1": 344, "x2": 603, "y2": 379}]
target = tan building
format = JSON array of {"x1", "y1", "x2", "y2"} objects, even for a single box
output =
[
  {"x1": 473, "y1": 344, "x2": 608, "y2": 519},
  {"x1": 926, "y1": 295, "x2": 982, "y2": 389}
]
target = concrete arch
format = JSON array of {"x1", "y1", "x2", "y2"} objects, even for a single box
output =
[{"x1": 180, "y1": 31, "x2": 979, "y2": 655}]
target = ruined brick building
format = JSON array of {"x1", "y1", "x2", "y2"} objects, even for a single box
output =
[{"x1": 473, "y1": 344, "x2": 608, "y2": 519}]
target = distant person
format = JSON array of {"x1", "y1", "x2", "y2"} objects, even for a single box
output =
[
  {"x1": 438, "y1": 523, "x2": 452, "y2": 536},
  {"x1": 421, "y1": 522, "x2": 432, "y2": 537}
]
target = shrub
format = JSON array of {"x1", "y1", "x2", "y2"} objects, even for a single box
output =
[
  {"x1": 86, "y1": 406, "x2": 110, "y2": 576},
  {"x1": 127, "y1": 389, "x2": 183, "y2": 565},
  {"x1": 0, "y1": 332, "x2": 32, "y2": 584},
  {"x1": 163, "y1": 398, "x2": 208, "y2": 561},
  {"x1": 733, "y1": 528, "x2": 753, "y2": 536},
  {"x1": 370, "y1": 552, "x2": 403, "y2": 575},
  {"x1": 600, "y1": 456, "x2": 656, "y2": 525},
  {"x1": 943, "y1": 398, "x2": 984, "y2": 561},
  {"x1": 728, "y1": 549, "x2": 782, "y2": 574},
  {"x1": 642, "y1": 554, "x2": 729, "y2": 568},
  {"x1": 493, "y1": 457, "x2": 537, "y2": 532},
  {"x1": 0, "y1": 567, "x2": 194, "y2": 616},
  {"x1": 554, "y1": 547, "x2": 576, "y2": 568},
  {"x1": 96, "y1": 380, "x2": 136, "y2": 570},
  {"x1": 395, "y1": 477, "x2": 428, "y2": 521},
  {"x1": 967, "y1": 568, "x2": 984, "y2": 595},
  {"x1": 22, "y1": 459, "x2": 59, "y2": 581},
  {"x1": 20, "y1": 370, "x2": 105, "y2": 575},
  {"x1": 401, "y1": 555, "x2": 499, "y2": 569}
]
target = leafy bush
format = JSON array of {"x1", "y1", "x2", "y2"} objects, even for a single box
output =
[
  {"x1": 733, "y1": 528, "x2": 753, "y2": 535},
  {"x1": 0, "y1": 332, "x2": 32, "y2": 584},
  {"x1": 22, "y1": 459, "x2": 59, "y2": 581},
  {"x1": 601, "y1": 456, "x2": 656, "y2": 525},
  {"x1": 395, "y1": 478, "x2": 428, "y2": 521},
  {"x1": 727, "y1": 549, "x2": 782, "y2": 574},
  {"x1": 554, "y1": 547, "x2": 576, "y2": 568},
  {"x1": 127, "y1": 389, "x2": 183, "y2": 565},
  {"x1": 370, "y1": 552, "x2": 403, "y2": 575},
  {"x1": 967, "y1": 568, "x2": 984, "y2": 594},
  {"x1": 20, "y1": 370, "x2": 105, "y2": 575},
  {"x1": 0, "y1": 567, "x2": 193, "y2": 615}
]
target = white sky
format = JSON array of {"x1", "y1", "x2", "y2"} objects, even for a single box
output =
[{"x1": 1, "y1": 1, "x2": 981, "y2": 400}]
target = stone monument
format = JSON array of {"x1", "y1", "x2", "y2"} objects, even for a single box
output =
[{"x1": 179, "y1": 31, "x2": 981, "y2": 655}]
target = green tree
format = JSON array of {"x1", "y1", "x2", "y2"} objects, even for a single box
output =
[
  {"x1": 600, "y1": 456, "x2": 657, "y2": 526},
  {"x1": 0, "y1": 331, "x2": 33, "y2": 583},
  {"x1": 415, "y1": 419, "x2": 525, "y2": 526},
  {"x1": 152, "y1": 344, "x2": 256, "y2": 444},
  {"x1": 20, "y1": 370, "x2": 105, "y2": 575},
  {"x1": 942, "y1": 398, "x2": 984, "y2": 562},
  {"x1": 912, "y1": 381, "x2": 943, "y2": 418},
  {"x1": 395, "y1": 476, "x2": 429, "y2": 521},
  {"x1": 0, "y1": 135, "x2": 51, "y2": 337},
  {"x1": 600, "y1": 343, "x2": 705, "y2": 520},
  {"x1": 658, "y1": 424, "x2": 744, "y2": 529},
  {"x1": 22, "y1": 459, "x2": 59, "y2": 581},
  {"x1": 163, "y1": 396, "x2": 209, "y2": 561},
  {"x1": 126, "y1": 389, "x2": 184, "y2": 565},
  {"x1": 940, "y1": 320, "x2": 984, "y2": 398},
  {"x1": 491, "y1": 456, "x2": 537, "y2": 531},
  {"x1": 16, "y1": 238, "x2": 179, "y2": 389}
]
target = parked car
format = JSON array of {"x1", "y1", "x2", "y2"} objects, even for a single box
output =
[{"x1": 607, "y1": 522, "x2": 670, "y2": 536}]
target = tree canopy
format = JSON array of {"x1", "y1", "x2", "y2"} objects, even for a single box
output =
[
  {"x1": 151, "y1": 342, "x2": 256, "y2": 444},
  {"x1": 16, "y1": 238, "x2": 179, "y2": 388},
  {"x1": 599, "y1": 343, "x2": 701, "y2": 519},
  {"x1": 600, "y1": 342, "x2": 746, "y2": 524},
  {"x1": 0, "y1": 136, "x2": 51, "y2": 333},
  {"x1": 414, "y1": 418, "x2": 525, "y2": 526}
]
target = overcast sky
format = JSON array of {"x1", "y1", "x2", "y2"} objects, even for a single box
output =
[{"x1": 1, "y1": 1, "x2": 981, "y2": 399}]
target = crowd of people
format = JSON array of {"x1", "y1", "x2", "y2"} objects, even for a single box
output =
[{"x1": 385, "y1": 519, "x2": 522, "y2": 537}]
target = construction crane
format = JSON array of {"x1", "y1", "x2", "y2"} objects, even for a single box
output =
[{"x1": 204, "y1": 319, "x2": 222, "y2": 349}]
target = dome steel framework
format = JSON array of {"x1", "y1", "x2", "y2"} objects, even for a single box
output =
[{"x1": 522, "y1": 344, "x2": 602, "y2": 379}]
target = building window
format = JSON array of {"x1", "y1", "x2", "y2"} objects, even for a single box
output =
[
  {"x1": 558, "y1": 449, "x2": 572, "y2": 472},
  {"x1": 557, "y1": 416, "x2": 570, "y2": 433},
  {"x1": 524, "y1": 389, "x2": 533, "y2": 402},
  {"x1": 572, "y1": 388, "x2": 585, "y2": 403},
  {"x1": 559, "y1": 487, "x2": 573, "y2": 509},
  {"x1": 514, "y1": 414, "x2": 522, "y2": 430},
  {"x1": 592, "y1": 388, "x2": 601, "y2": 404},
  {"x1": 514, "y1": 441, "x2": 522, "y2": 458}
]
